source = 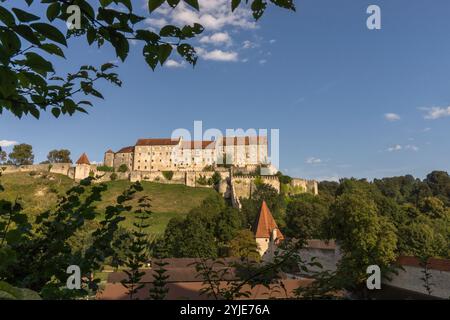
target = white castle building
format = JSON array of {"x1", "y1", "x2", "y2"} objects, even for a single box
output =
[{"x1": 104, "y1": 136, "x2": 269, "y2": 172}]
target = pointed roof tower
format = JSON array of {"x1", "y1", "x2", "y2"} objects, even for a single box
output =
[
  {"x1": 105, "y1": 149, "x2": 114, "y2": 154},
  {"x1": 76, "y1": 153, "x2": 90, "y2": 165},
  {"x1": 254, "y1": 200, "x2": 284, "y2": 241}
]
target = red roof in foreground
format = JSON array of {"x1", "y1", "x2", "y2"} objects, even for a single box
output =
[
  {"x1": 76, "y1": 153, "x2": 90, "y2": 165},
  {"x1": 116, "y1": 146, "x2": 134, "y2": 153},
  {"x1": 136, "y1": 138, "x2": 180, "y2": 146},
  {"x1": 253, "y1": 201, "x2": 284, "y2": 240},
  {"x1": 396, "y1": 256, "x2": 450, "y2": 272}
]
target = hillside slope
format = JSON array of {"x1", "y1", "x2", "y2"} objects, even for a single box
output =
[{"x1": 0, "y1": 172, "x2": 216, "y2": 235}]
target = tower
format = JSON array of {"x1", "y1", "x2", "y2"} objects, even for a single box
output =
[
  {"x1": 253, "y1": 200, "x2": 284, "y2": 260},
  {"x1": 75, "y1": 153, "x2": 91, "y2": 180},
  {"x1": 104, "y1": 149, "x2": 114, "y2": 167}
]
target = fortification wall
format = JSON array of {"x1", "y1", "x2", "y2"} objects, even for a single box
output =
[
  {"x1": 290, "y1": 178, "x2": 319, "y2": 195},
  {"x1": 0, "y1": 163, "x2": 73, "y2": 176}
]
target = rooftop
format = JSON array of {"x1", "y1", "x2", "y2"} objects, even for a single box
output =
[
  {"x1": 76, "y1": 153, "x2": 90, "y2": 165},
  {"x1": 253, "y1": 200, "x2": 284, "y2": 241}
]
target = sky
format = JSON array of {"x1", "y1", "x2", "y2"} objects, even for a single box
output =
[{"x1": 2, "y1": 0, "x2": 450, "y2": 181}]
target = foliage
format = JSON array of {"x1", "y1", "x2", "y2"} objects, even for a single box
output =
[
  {"x1": 285, "y1": 193, "x2": 330, "y2": 240},
  {"x1": 120, "y1": 186, "x2": 153, "y2": 300},
  {"x1": 0, "y1": 148, "x2": 6, "y2": 164},
  {"x1": 0, "y1": 0, "x2": 295, "y2": 118},
  {"x1": 162, "y1": 171, "x2": 173, "y2": 181},
  {"x1": 211, "y1": 172, "x2": 222, "y2": 186},
  {"x1": 118, "y1": 164, "x2": 128, "y2": 173},
  {"x1": 8, "y1": 143, "x2": 34, "y2": 165},
  {"x1": 228, "y1": 229, "x2": 260, "y2": 261},
  {"x1": 0, "y1": 281, "x2": 41, "y2": 300},
  {"x1": 110, "y1": 172, "x2": 118, "y2": 181},
  {"x1": 196, "y1": 174, "x2": 208, "y2": 186},
  {"x1": 96, "y1": 165, "x2": 114, "y2": 172},
  {"x1": 276, "y1": 171, "x2": 292, "y2": 184},
  {"x1": 47, "y1": 149, "x2": 72, "y2": 163},
  {"x1": 157, "y1": 194, "x2": 243, "y2": 258},
  {"x1": 327, "y1": 180, "x2": 398, "y2": 293},
  {"x1": 240, "y1": 183, "x2": 286, "y2": 230}
]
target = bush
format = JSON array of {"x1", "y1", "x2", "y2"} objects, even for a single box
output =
[
  {"x1": 110, "y1": 173, "x2": 118, "y2": 181},
  {"x1": 118, "y1": 164, "x2": 128, "y2": 173},
  {"x1": 211, "y1": 172, "x2": 221, "y2": 186},
  {"x1": 197, "y1": 175, "x2": 208, "y2": 185},
  {"x1": 162, "y1": 171, "x2": 174, "y2": 181},
  {"x1": 97, "y1": 165, "x2": 114, "y2": 172}
]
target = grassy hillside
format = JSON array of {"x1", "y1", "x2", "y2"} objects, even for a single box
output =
[{"x1": 0, "y1": 172, "x2": 216, "y2": 235}]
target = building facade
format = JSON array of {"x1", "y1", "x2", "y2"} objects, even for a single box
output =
[{"x1": 104, "y1": 135, "x2": 269, "y2": 172}]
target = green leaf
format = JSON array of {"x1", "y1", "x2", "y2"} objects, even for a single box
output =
[
  {"x1": 0, "y1": 67, "x2": 18, "y2": 98},
  {"x1": 30, "y1": 23, "x2": 67, "y2": 46},
  {"x1": 159, "y1": 25, "x2": 181, "y2": 37},
  {"x1": 100, "y1": 0, "x2": 114, "y2": 7},
  {"x1": 23, "y1": 52, "x2": 54, "y2": 74},
  {"x1": 231, "y1": 0, "x2": 241, "y2": 12},
  {"x1": 39, "y1": 43, "x2": 65, "y2": 58},
  {"x1": 12, "y1": 8, "x2": 40, "y2": 22},
  {"x1": 109, "y1": 31, "x2": 129, "y2": 62},
  {"x1": 12, "y1": 24, "x2": 41, "y2": 46},
  {"x1": 251, "y1": 0, "x2": 267, "y2": 20},
  {"x1": 0, "y1": 6, "x2": 15, "y2": 26},
  {"x1": 177, "y1": 43, "x2": 197, "y2": 66},
  {"x1": 143, "y1": 44, "x2": 158, "y2": 70},
  {"x1": 46, "y1": 2, "x2": 61, "y2": 22},
  {"x1": 167, "y1": 0, "x2": 181, "y2": 8},
  {"x1": 184, "y1": 0, "x2": 199, "y2": 11},
  {"x1": 148, "y1": 0, "x2": 165, "y2": 13},
  {"x1": 158, "y1": 44, "x2": 172, "y2": 65}
]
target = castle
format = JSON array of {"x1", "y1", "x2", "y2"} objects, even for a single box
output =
[{"x1": 103, "y1": 136, "x2": 269, "y2": 172}]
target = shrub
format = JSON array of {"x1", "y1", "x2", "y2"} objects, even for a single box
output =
[
  {"x1": 162, "y1": 171, "x2": 174, "y2": 181},
  {"x1": 29, "y1": 171, "x2": 37, "y2": 176},
  {"x1": 110, "y1": 173, "x2": 118, "y2": 181},
  {"x1": 97, "y1": 165, "x2": 114, "y2": 172},
  {"x1": 211, "y1": 172, "x2": 222, "y2": 186},
  {"x1": 203, "y1": 165, "x2": 214, "y2": 172},
  {"x1": 197, "y1": 175, "x2": 208, "y2": 186},
  {"x1": 118, "y1": 164, "x2": 128, "y2": 173}
]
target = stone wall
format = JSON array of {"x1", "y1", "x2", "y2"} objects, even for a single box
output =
[
  {"x1": 231, "y1": 175, "x2": 281, "y2": 201},
  {"x1": 0, "y1": 163, "x2": 73, "y2": 176},
  {"x1": 290, "y1": 178, "x2": 319, "y2": 195}
]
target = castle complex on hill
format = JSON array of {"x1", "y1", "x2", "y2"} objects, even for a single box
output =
[{"x1": 103, "y1": 136, "x2": 269, "y2": 172}]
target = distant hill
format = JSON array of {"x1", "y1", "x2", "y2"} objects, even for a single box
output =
[{"x1": 0, "y1": 172, "x2": 216, "y2": 235}]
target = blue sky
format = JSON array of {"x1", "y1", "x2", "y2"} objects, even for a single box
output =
[{"x1": 2, "y1": 0, "x2": 450, "y2": 181}]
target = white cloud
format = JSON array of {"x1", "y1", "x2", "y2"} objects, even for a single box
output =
[
  {"x1": 199, "y1": 32, "x2": 232, "y2": 45},
  {"x1": 306, "y1": 157, "x2": 322, "y2": 164},
  {"x1": 422, "y1": 106, "x2": 450, "y2": 120},
  {"x1": 384, "y1": 113, "x2": 401, "y2": 122},
  {"x1": 144, "y1": 17, "x2": 168, "y2": 28},
  {"x1": 242, "y1": 40, "x2": 258, "y2": 49},
  {"x1": 259, "y1": 59, "x2": 267, "y2": 65},
  {"x1": 422, "y1": 127, "x2": 431, "y2": 132},
  {"x1": 165, "y1": 59, "x2": 185, "y2": 68},
  {"x1": 0, "y1": 140, "x2": 18, "y2": 147},
  {"x1": 146, "y1": 0, "x2": 257, "y2": 31},
  {"x1": 269, "y1": 39, "x2": 276, "y2": 44},
  {"x1": 387, "y1": 144, "x2": 402, "y2": 152},
  {"x1": 196, "y1": 48, "x2": 238, "y2": 62},
  {"x1": 387, "y1": 144, "x2": 419, "y2": 152}
]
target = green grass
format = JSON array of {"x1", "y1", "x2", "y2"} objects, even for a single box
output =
[{"x1": 0, "y1": 172, "x2": 216, "y2": 235}]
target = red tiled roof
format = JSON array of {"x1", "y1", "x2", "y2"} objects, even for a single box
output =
[
  {"x1": 105, "y1": 149, "x2": 114, "y2": 154},
  {"x1": 116, "y1": 146, "x2": 134, "y2": 153},
  {"x1": 396, "y1": 256, "x2": 450, "y2": 272},
  {"x1": 97, "y1": 279, "x2": 315, "y2": 300},
  {"x1": 136, "y1": 138, "x2": 180, "y2": 146},
  {"x1": 253, "y1": 201, "x2": 284, "y2": 241},
  {"x1": 76, "y1": 153, "x2": 90, "y2": 165},
  {"x1": 222, "y1": 136, "x2": 267, "y2": 146},
  {"x1": 181, "y1": 141, "x2": 215, "y2": 149}
]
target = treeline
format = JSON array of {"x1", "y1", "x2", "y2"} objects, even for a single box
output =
[{"x1": 0, "y1": 144, "x2": 72, "y2": 165}]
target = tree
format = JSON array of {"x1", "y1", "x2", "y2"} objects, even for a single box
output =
[
  {"x1": 47, "y1": 149, "x2": 72, "y2": 163},
  {"x1": 0, "y1": 148, "x2": 6, "y2": 164},
  {"x1": 118, "y1": 164, "x2": 128, "y2": 173},
  {"x1": 285, "y1": 193, "x2": 330, "y2": 240},
  {"x1": 8, "y1": 143, "x2": 34, "y2": 165},
  {"x1": 328, "y1": 184, "x2": 398, "y2": 294},
  {"x1": 228, "y1": 229, "x2": 260, "y2": 261},
  {"x1": 0, "y1": 0, "x2": 295, "y2": 119},
  {"x1": 241, "y1": 183, "x2": 286, "y2": 230}
]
